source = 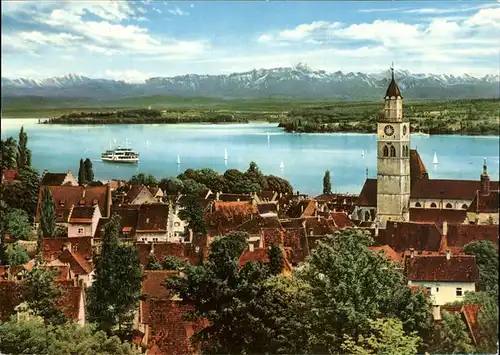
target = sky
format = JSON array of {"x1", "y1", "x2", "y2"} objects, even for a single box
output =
[{"x1": 2, "y1": 1, "x2": 499, "y2": 82}]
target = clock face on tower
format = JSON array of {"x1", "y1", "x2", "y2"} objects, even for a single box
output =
[
  {"x1": 384, "y1": 125, "x2": 395, "y2": 136},
  {"x1": 403, "y1": 125, "x2": 407, "y2": 135}
]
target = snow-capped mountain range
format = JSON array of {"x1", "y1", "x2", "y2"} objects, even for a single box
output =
[{"x1": 2, "y1": 64, "x2": 499, "y2": 100}]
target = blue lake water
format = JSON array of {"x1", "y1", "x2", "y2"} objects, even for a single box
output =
[{"x1": 1, "y1": 119, "x2": 499, "y2": 196}]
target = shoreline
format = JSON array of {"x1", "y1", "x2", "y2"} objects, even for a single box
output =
[{"x1": 1, "y1": 117, "x2": 498, "y2": 137}]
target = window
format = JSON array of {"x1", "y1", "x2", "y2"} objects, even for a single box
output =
[
  {"x1": 456, "y1": 288, "x2": 463, "y2": 297},
  {"x1": 383, "y1": 145, "x2": 389, "y2": 157},
  {"x1": 390, "y1": 146, "x2": 396, "y2": 157},
  {"x1": 430, "y1": 203, "x2": 437, "y2": 208},
  {"x1": 462, "y1": 204, "x2": 468, "y2": 209},
  {"x1": 436, "y1": 287, "x2": 439, "y2": 292},
  {"x1": 415, "y1": 202, "x2": 422, "y2": 208},
  {"x1": 77, "y1": 227, "x2": 84, "y2": 234},
  {"x1": 426, "y1": 287, "x2": 431, "y2": 294},
  {"x1": 445, "y1": 203, "x2": 453, "y2": 209},
  {"x1": 153, "y1": 238, "x2": 158, "y2": 242},
  {"x1": 365, "y1": 211, "x2": 371, "y2": 221},
  {"x1": 174, "y1": 222, "x2": 180, "y2": 227}
]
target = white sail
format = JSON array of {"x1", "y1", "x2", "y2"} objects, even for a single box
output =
[
  {"x1": 177, "y1": 155, "x2": 180, "y2": 164},
  {"x1": 267, "y1": 133, "x2": 270, "y2": 140},
  {"x1": 433, "y1": 152, "x2": 438, "y2": 164},
  {"x1": 224, "y1": 148, "x2": 228, "y2": 160},
  {"x1": 280, "y1": 160, "x2": 284, "y2": 169},
  {"x1": 361, "y1": 150, "x2": 365, "y2": 158}
]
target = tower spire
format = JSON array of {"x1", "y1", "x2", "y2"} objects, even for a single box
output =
[
  {"x1": 483, "y1": 157, "x2": 488, "y2": 175},
  {"x1": 391, "y1": 61, "x2": 395, "y2": 80}
]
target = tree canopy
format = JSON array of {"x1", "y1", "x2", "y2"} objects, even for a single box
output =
[
  {"x1": 323, "y1": 170, "x2": 332, "y2": 195},
  {"x1": 4, "y1": 243, "x2": 29, "y2": 266},
  {"x1": 463, "y1": 240, "x2": 498, "y2": 296},
  {"x1": 87, "y1": 214, "x2": 143, "y2": 336},
  {"x1": 39, "y1": 187, "x2": 56, "y2": 238},
  {"x1": 5, "y1": 208, "x2": 33, "y2": 240},
  {"x1": 0, "y1": 318, "x2": 140, "y2": 355}
]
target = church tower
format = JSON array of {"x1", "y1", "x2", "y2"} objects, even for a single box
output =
[{"x1": 376, "y1": 66, "x2": 411, "y2": 228}]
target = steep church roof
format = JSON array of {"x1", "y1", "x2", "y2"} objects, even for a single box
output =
[{"x1": 385, "y1": 67, "x2": 402, "y2": 98}]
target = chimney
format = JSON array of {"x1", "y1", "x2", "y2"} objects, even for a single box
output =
[
  {"x1": 216, "y1": 191, "x2": 220, "y2": 201},
  {"x1": 301, "y1": 205, "x2": 304, "y2": 213},
  {"x1": 317, "y1": 214, "x2": 320, "y2": 221},
  {"x1": 195, "y1": 246, "x2": 200, "y2": 253},
  {"x1": 409, "y1": 248, "x2": 414, "y2": 258},
  {"x1": 442, "y1": 221, "x2": 448, "y2": 237},
  {"x1": 150, "y1": 243, "x2": 155, "y2": 254},
  {"x1": 375, "y1": 225, "x2": 379, "y2": 237},
  {"x1": 63, "y1": 241, "x2": 72, "y2": 252},
  {"x1": 249, "y1": 243, "x2": 254, "y2": 252},
  {"x1": 480, "y1": 158, "x2": 490, "y2": 196},
  {"x1": 189, "y1": 228, "x2": 193, "y2": 242},
  {"x1": 446, "y1": 248, "x2": 451, "y2": 260},
  {"x1": 82, "y1": 189, "x2": 86, "y2": 199}
]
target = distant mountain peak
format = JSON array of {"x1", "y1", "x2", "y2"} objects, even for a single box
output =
[{"x1": 2, "y1": 66, "x2": 499, "y2": 100}]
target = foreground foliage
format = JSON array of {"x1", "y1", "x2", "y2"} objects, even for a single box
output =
[
  {"x1": 0, "y1": 318, "x2": 139, "y2": 355},
  {"x1": 87, "y1": 214, "x2": 143, "y2": 336},
  {"x1": 166, "y1": 230, "x2": 433, "y2": 354}
]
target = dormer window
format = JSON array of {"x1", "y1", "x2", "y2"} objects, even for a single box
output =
[
  {"x1": 92, "y1": 199, "x2": 98, "y2": 205},
  {"x1": 146, "y1": 218, "x2": 150, "y2": 224},
  {"x1": 57, "y1": 213, "x2": 64, "y2": 219},
  {"x1": 59, "y1": 200, "x2": 65, "y2": 207},
  {"x1": 78, "y1": 199, "x2": 85, "y2": 206},
  {"x1": 72, "y1": 245, "x2": 78, "y2": 252}
]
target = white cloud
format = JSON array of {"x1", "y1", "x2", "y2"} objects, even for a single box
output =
[
  {"x1": 153, "y1": 8, "x2": 162, "y2": 14},
  {"x1": 168, "y1": 7, "x2": 190, "y2": 16},
  {"x1": 403, "y1": 3, "x2": 498, "y2": 15}
]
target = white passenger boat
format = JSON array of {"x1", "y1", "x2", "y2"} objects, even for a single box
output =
[{"x1": 101, "y1": 147, "x2": 139, "y2": 164}]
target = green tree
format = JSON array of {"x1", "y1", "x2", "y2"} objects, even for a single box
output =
[
  {"x1": 145, "y1": 254, "x2": 162, "y2": 270},
  {"x1": 266, "y1": 175, "x2": 293, "y2": 195},
  {"x1": 1, "y1": 167, "x2": 40, "y2": 217},
  {"x1": 4, "y1": 243, "x2": 29, "y2": 266},
  {"x1": 162, "y1": 256, "x2": 188, "y2": 271},
  {"x1": 5, "y1": 208, "x2": 33, "y2": 240},
  {"x1": 300, "y1": 230, "x2": 433, "y2": 353},
  {"x1": 245, "y1": 161, "x2": 268, "y2": 191},
  {"x1": 0, "y1": 319, "x2": 140, "y2": 355},
  {"x1": 87, "y1": 215, "x2": 143, "y2": 335},
  {"x1": 40, "y1": 187, "x2": 56, "y2": 238},
  {"x1": 463, "y1": 240, "x2": 498, "y2": 296},
  {"x1": 476, "y1": 293, "x2": 499, "y2": 353},
  {"x1": 341, "y1": 318, "x2": 422, "y2": 355},
  {"x1": 166, "y1": 232, "x2": 311, "y2": 354},
  {"x1": 129, "y1": 173, "x2": 157, "y2": 186},
  {"x1": 16, "y1": 126, "x2": 31, "y2": 169},
  {"x1": 0, "y1": 200, "x2": 9, "y2": 263},
  {"x1": 323, "y1": 170, "x2": 332, "y2": 195},
  {"x1": 1, "y1": 137, "x2": 18, "y2": 169},
  {"x1": 25, "y1": 266, "x2": 67, "y2": 325},
  {"x1": 434, "y1": 311, "x2": 475, "y2": 354},
  {"x1": 159, "y1": 177, "x2": 184, "y2": 195},
  {"x1": 268, "y1": 244, "x2": 283, "y2": 276},
  {"x1": 180, "y1": 178, "x2": 207, "y2": 195},
  {"x1": 178, "y1": 197, "x2": 208, "y2": 236},
  {"x1": 83, "y1": 158, "x2": 94, "y2": 183},
  {"x1": 78, "y1": 158, "x2": 85, "y2": 185}
]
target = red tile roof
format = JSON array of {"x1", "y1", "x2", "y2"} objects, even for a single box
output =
[
  {"x1": 369, "y1": 245, "x2": 403, "y2": 264},
  {"x1": 217, "y1": 193, "x2": 253, "y2": 202},
  {"x1": 411, "y1": 179, "x2": 499, "y2": 200},
  {"x1": 58, "y1": 249, "x2": 92, "y2": 275},
  {"x1": 405, "y1": 254, "x2": 479, "y2": 282},
  {"x1": 356, "y1": 179, "x2": 377, "y2": 207},
  {"x1": 136, "y1": 243, "x2": 202, "y2": 267},
  {"x1": 208, "y1": 201, "x2": 258, "y2": 234},
  {"x1": 383, "y1": 221, "x2": 443, "y2": 252},
  {"x1": 304, "y1": 217, "x2": 337, "y2": 236},
  {"x1": 136, "y1": 204, "x2": 169, "y2": 232},
  {"x1": 257, "y1": 203, "x2": 278, "y2": 215},
  {"x1": 40, "y1": 172, "x2": 68, "y2": 186},
  {"x1": 36, "y1": 185, "x2": 108, "y2": 223},
  {"x1": 235, "y1": 216, "x2": 282, "y2": 235},
  {"x1": 409, "y1": 208, "x2": 466, "y2": 228},
  {"x1": 410, "y1": 149, "x2": 429, "y2": 183},
  {"x1": 146, "y1": 300, "x2": 207, "y2": 355},
  {"x1": 446, "y1": 224, "x2": 499, "y2": 250},
  {"x1": 56, "y1": 281, "x2": 84, "y2": 322},
  {"x1": 238, "y1": 246, "x2": 292, "y2": 273},
  {"x1": 141, "y1": 270, "x2": 179, "y2": 324},
  {"x1": 68, "y1": 206, "x2": 95, "y2": 223},
  {"x1": 42, "y1": 237, "x2": 92, "y2": 261},
  {"x1": 283, "y1": 228, "x2": 308, "y2": 264},
  {"x1": 330, "y1": 212, "x2": 355, "y2": 229},
  {"x1": 467, "y1": 190, "x2": 499, "y2": 214}
]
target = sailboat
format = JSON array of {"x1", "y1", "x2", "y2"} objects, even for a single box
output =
[
  {"x1": 361, "y1": 150, "x2": 365, "y2": 158},
  {"x1": 224, "y1": 148, "x2": 228, "y2": 161},
  {"x1": 267, "y1": 133, "x2": 270, "y2": 141},
  {"x1": 433, "y1": 152, "x2": 439, "y2": 165},
  {"x1": 280, "y1": 160, "x2": 284, "y2": 169},
  {"x1": 177, "y1": 155, "x2": 180, "y2": 165}
]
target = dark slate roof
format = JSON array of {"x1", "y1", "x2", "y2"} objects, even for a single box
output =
[
  {"x1": 382, "y1": 221, "x2": 443, "y2": 252},
  {"x1": 40, "y1": 172, "x2": 67, "y2": 186},
  {"x1": 356, "y1": 179, "x2": 377, "y2": 207},
  {"x1": 136, "y1": 204, "x2": 169, "y2": 232},
  {"x1": 467, "y1": 190, "x2": 499, "y2": 214}
]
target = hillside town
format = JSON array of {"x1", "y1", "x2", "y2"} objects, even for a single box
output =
[{"x1": 0, "y1": 71, "x2": 498, "y2": 355}]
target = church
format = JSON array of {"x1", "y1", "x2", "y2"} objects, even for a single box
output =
[{"x1": 352, "y1": 68, "x2": 499, "y2": 229}]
